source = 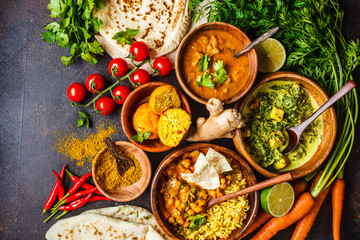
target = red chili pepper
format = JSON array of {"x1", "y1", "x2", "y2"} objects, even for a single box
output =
[
  {"x1": 56, "y1": 193, "x2": 93, "y2": 219},
  {"x1": 89, "y1": 195, "x2": 111, "y2": 202},
  {"x1": 52, "y1": 170, "x2": 65, "y2": 204},
  {"x1": 65, "y1": 169, "x2": 102, "y2": 195},
  {"x1": 54, "y1": 187, "x2": 97, "y2": 209},
  {"x1": 57, "y1": 165, "x2": 66, "y2": 200},
  {"x1": 42, "y1": 165, "x2": 66, "y2": 215}
]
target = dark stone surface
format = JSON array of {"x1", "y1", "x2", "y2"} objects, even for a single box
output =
[{"x1": 0, "y1": 0, "x2": 359, "y2": 239}]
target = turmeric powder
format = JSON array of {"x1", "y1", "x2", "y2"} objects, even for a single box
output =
[
  {"x1": 94, "y1": 146, "x2": 142, "y2": 190},
  {"x1": 53, "y1": 122, "x2": 117, "y2": 168}
]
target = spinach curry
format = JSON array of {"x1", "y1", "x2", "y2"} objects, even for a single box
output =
[{"x1": 242, "y1": 81, "x2": 323, "y2": 172}]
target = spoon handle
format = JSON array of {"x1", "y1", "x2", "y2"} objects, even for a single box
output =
[
  {"x1": 234, "y1": 27, "x2": 279, "y2": 58},
  {"x1": 207, "y1": 172, "x2": 293, "y2": 209},
  {"x1": 294, "y1": 80, "x2": 356, "y2": 133}
]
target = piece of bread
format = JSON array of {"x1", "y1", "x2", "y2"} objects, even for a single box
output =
[
  {"x1": 149, "y1": 85, "x2": 181, "y2": 114},
  {"x1": 158, "y1": 108, "x2": 191, "y2": 147},
  {"x1": 132, "y1": 103, "x2": 160, "y2": 139}
]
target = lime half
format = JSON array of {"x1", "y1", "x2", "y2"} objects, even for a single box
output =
[
  {"x1": 254, "y1": 38, "x2": 286, "y2": 73},
  {"x1": 260, "y1": 182, "x2": 295, "y2": 217}
]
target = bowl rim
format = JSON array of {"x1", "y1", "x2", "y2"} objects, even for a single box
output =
[
  {"x1": 120, "y1": 81, "x2": 192, "y2": 152},
  {"x1": 175, "y1": 21, "x2": 258, "y2": 105},
  {"x1": 150, "y1": 143, "x2": 259, "y2": 240},
  {"x1": 92, "y1": 141, "x2": 151, "y2": 202},
  {"x1": 233, "y1": 71, "x2": 337, "y2": 179}
]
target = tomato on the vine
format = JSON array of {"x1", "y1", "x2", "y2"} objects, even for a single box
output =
[
  {"x1": 67, "y1": 83, "x2": 86, "y2": 102},
  {"x1": 95, "y1": 97, "x2": 115, "y2": 115},
  {"x1": 129, "y1": 41, "x2": 150, "y2": 61},
  {"x1": 130, "y1": 69, "x2": 151, "y2": 87},
  {"x1": 153, "y1": 56, "x2": 172, "y2": 76},
  {"x1": 108, "y1": 58, "x2": 128, "y2": 78},
  {"x1": 85, "y1": 73, "x2": 105, "y2": 93},
  {"x1": 112, "y1": 85, "x2": 131, "y2": 104}
]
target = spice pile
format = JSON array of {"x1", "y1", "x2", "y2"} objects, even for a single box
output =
[
  {"x1": 42, "y1": 165, "x2": 110, "y2": 223},
  {"x1": 52, "y1": 122, "x2": 117, "y2": 168}
]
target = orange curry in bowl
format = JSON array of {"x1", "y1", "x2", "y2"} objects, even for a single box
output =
[{"x1": 182, "y1": 29, "x2": 250, "y2": 101}]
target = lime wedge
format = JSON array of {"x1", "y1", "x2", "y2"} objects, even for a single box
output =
[
  {"x1": 260, "y1": 182, "x2": 295, "y2": 217},
  {"x1": 254, "y1": 38, "x2": 286, "y2": 73}
]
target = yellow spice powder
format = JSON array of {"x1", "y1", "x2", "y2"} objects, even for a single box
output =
[{"x1": 53, "y1": 122, "x2": 117, "y2": 167}]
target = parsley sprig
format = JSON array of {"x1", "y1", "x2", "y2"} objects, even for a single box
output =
[
  {"x1": 213, "y1": 60, "x2": 228, "y2": 84},
  {"x1": 113, "y1": 29, "x2": 139, "y2": 45},
  {"x1": 188, "y1": 214, "x2": 206, "y2": 232},
  {"x1": 198, "y1": 54, "x2": 211, "y2": 72},
  {"x1": 41, "y1": 0, "x2": 106, "y2": 66}
]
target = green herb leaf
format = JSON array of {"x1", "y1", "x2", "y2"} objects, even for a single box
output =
[
  {"x1": 113, "y1": 29, "x2": 139, "y2": 45},
  {"x1": 77, "y1": 111, "x2": 91, "y2": 128},
  {"x1": 144, "y1": 131, "x2": 152, "y2": 140},
  {"x1": 61, "y1": 56, "x2": 74, "y2": 66},
  {"x1": 131, "y1": 131, "x2": 151, "y2": 143},
  {"x1": 197, "y1": 54, "x2": 211, "y2": 72},
  {"x1": 212, "y1": 60, "x2": 228, "y2": 84},
  {"x1": 78, "y1": 111, "x2": 88, "y2": 118},
  {"x1": 41, "y1": 31, "x2": 56, "y2": 44},
  {"x1": 196, "y1": 71, "x2": 215, "y2": 89},
  {"x1": 188, "y1": 214, "x2": 206, "y2": 232},
  {"x1": 77, "y1": 118, "x2": 84, "y2": 127},
  {"x1": 144, "y1": 215, "x2": 152, "y2": 219}
]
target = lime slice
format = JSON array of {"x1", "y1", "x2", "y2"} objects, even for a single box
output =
[
  {"x1": 254, "y1": 38, "x2": 286, "y2": 73},
  {"x1": 260, "y1": 182, "x2": 295, "y2": 217}
]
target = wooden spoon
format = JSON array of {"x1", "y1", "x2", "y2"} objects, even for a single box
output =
[
  {"x1": 234, "y1": 27, "x2": 279, "y2": 58},
  {"x1": 103, "y1": 137, "x2": 135, "y2": 176},
  {"x1": 206, "y1": 172, "x2": 293, "y2": 209},
  {"x1": 282, "y1": 80, "x2": 356, "y2": 154}
]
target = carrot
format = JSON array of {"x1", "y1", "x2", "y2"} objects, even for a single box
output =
[
  {"x1": 291, "y1": 179, "x2": 308, "y2": 197},
  {"x1": 291, "y1": 171, "x2": 331, "y2": 240},
  {"x1": 240, "y1": 209, "x2": 272, "y2": 239},
  {"x1": 250, "y1": 192, "x2": 315, "y2": 240},
  {"x1": 332, "y1": 178, "x2": 345, "y2": 240}
]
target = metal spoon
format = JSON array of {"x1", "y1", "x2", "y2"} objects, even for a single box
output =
[
  {"x1": 234, "y1": 27, "x2": 279, "y2": 58},
  {"x1": 282, "y1": 80, "x2": 356, "y2": 154}
]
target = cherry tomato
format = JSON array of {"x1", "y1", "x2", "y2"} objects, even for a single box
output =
[
  {"x1": 95, "y1": 97, "x2": 115, "y2": 115},
  {"x1": 153, "y1": 56, "x2": 172, "y2": 76},
  {"x1": 112, "y1": 85, "x2": 131, "y2": 104},
  {"x1": 130, "y1": 69, "x2": 151, "y2": 87},
  {"x1": 129, "y1": 41, "x2": 150, "y2": 61},
  {"x1": 108, "y1": 58, "x2": 128, "y2": 78},
  {"x1": 67, "y1": 83, "x2": 86, "y2": 102},
  {"x1": 85, "y1": 73, "x2": 105, "y2": 93}
]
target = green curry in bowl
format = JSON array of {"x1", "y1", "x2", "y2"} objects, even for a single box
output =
[{"x1": 242, "y1": 81, "x2": 323, "y2": 172}]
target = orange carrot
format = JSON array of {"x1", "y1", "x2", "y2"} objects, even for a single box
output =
[
  {"x1": 240, "y1": 209, "x2": 272, "y2": 239},
  {"x1": 332, "y1": 178, "x2": 345, "y2": 240},
  {"x1": 291, "y1": 179, "x2": 308, "y2": 197},
  {"x1": 291, "y1": 171, "x2": 331, "y2": 240},
  {"x1": 250, "y1": 192, "x2": 315, "y2": 240}
]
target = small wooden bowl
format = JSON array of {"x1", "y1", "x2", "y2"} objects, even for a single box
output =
[
  {"x1": 150, "y1": 143, "x2": 259, "y2": 240},
  {"x1": 233, "y1": 72, "x2": 337, "y2": 179},
  {"x1": 92, "y1": 141, "x2": 151, "y2": 202},
  {"x1": 121, "y1": 82, "x2": 191, "y2": 152},
  {"x1": 175, "y1": 22, "x2": 258, "y2": 105}
]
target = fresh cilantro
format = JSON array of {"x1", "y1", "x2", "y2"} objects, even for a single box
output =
[
  {"x1": 196, "y1": 71, "x2": 215, "y2": 89},
  {"x1": 77, "y1": 111, "x2": 91, "y2": 128},
  {"x1": 131, "y1": 131, "x2": 151, "y2": 143},
  {"x1": 188, "y1": 214, "x2": 206, "y2": 232},
  {"x1": 143, "y1": 215, "x2": 152, "y2": 219},
  {"x1": 212, "y1": 60, "x2": 228, "y2": 84},
  {"x1": 197, "y1": 54, "x2": 211, "y2": 72},
  {"x1": 42, "y1": 0, "x2": 105, "y2": 66},
  {"x1": 113, "y1": 29, "x2": 139, "y2": 45}
]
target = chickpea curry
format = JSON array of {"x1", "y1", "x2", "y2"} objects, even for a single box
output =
[
  {"x1": 159, "y1": 150, "x2": 238, "y2": 231},
  {"x1": 182, "y1": 29, "x2": 250, "y2": 101}
]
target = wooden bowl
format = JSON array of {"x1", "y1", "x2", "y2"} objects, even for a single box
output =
[
  {"x1": 150, "y1": 143, "x2": 259, "y2": 240},
  {"x1": 121, "y1": 82, "x2": 191, "y2": 152},
  {"x1": 233, "y1": 72, "x2": 337, "y2": 179},
  {"x1": 175, "y1": 22, "x2": 258, "y2": 105},
  {"x1": 92, "y1": 141, "x2": 151, "y2": 202}
]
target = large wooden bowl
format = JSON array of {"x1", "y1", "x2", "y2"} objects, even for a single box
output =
[
  {"x1": 121, "y1": 82, "x2": 191, "y2": 152},
  {"x1": 92, "y1": 141, "x2": 151, "y2": 202},
  {"x1": 175, "y1": 22, "x2": 258, "y2": 105},
  {"x1": 233, "y1": 72, "x2": 337, "y2": 179},
  {"x1": 150, "y1": 143, "x2": 259, "y2": 240}
]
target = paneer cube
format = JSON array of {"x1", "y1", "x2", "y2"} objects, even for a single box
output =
[
  {"x1": 270, "y1": 106, "x2": 285, "y2": 122},
  {"x1": 273, "y1": 156, "x2": 289, "y2": 170},
  {"x1": 269, "y1": 131, "x2": 285, "y2": 148}
]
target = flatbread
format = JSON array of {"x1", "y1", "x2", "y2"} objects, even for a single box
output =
[
  {"x1": 181, "y1": 153, "x2": 220, "y2": 189},
  {"x1": 206, "y1": 148, "x2": 233, "y2": 174}
]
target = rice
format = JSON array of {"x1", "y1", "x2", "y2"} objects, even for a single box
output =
[{"x1": 176, "y1": 169, "x2": 250, "y2": 239}]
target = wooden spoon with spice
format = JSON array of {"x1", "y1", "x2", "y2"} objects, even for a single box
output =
[{"x1": 103, "y1": 137, "x2": 135, "y2": 176}]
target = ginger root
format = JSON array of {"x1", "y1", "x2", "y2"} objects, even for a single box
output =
[{"x1": 185, "y1": 98, "x2": 245, "y2": 141}]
